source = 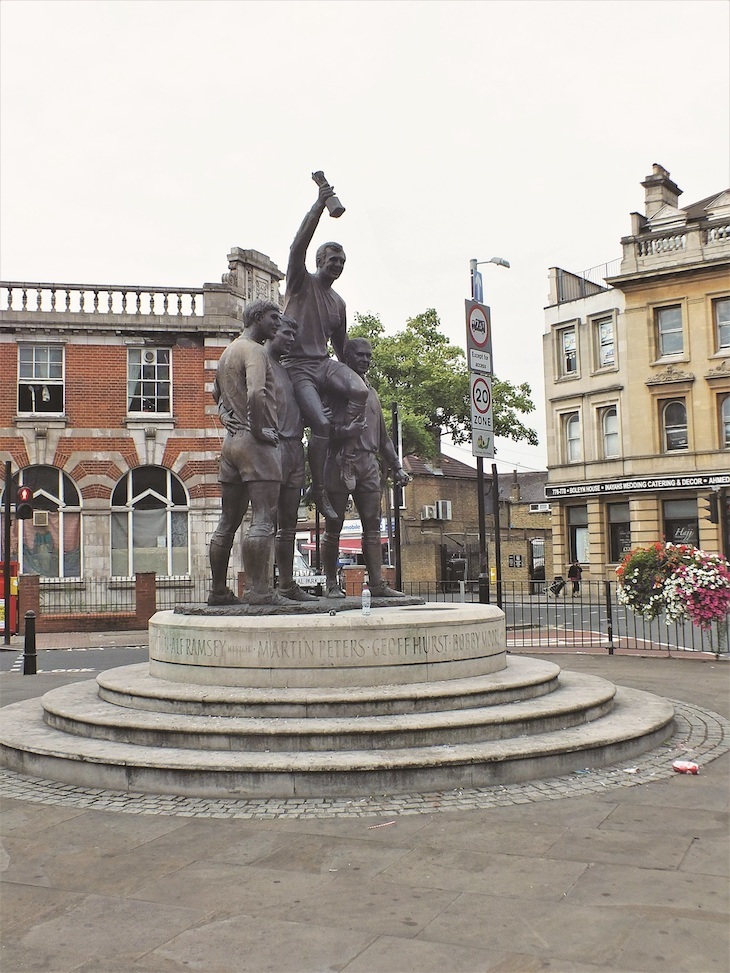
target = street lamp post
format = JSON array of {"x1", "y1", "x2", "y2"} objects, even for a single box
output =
[{"x1": 469, "y1": 257, "x2": 510, "y2": 608}]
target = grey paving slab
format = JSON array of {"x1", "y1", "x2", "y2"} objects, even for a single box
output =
[
  {"x1": 0, "y1": 892, "x2": 204, "y2": 973},
  {"x1": 433, "y1": 794, "x2": 620, "y2": 830},
  {"x1": 137, "y1": 817, "x2": 297, "y2": 866},
  {"x1": 417, "y1": 893, "x2": 641, "y2": 968},
  {"x1": 612, "y1": 911, "x2": 730, "y2": 973},
  {"x1": 0, "y1": 882, "x2": 84, "y2": 934},
  {"x1": 598, "y1": 800, "x2": 729, "y2": 837},
  {"x1": 249, "y1": 810, "x2": 435, "y2": 842},
  {"x1": 566, "y1": 861, "x2": 729, "y2": 911},
  {"x1": 339, "y1": 932, "x2": 510, "y2": 972},
  {"x1": 679, "y1": 834, "x2": 730, "y2": 877},
  {"x1": 251, "y1": 832, "x2": 412, "y2": 877},
  {"x1": 382, "y1": 846, "x2": 588, "y2": 900},
  {"x1": 1, "y1": 834, "x2": 195, "y2": 897},
  {"x1": 543, "y1": 826, "x2": 694, "y2": 869},
  {"x1": 276, "y1": 873, "x2": 461, "y2": 938},
  {"x1": 390, "y1": 815, "x2": 570, "y2": 857},
  {"x1": 148, "y1": 913, "x2": 377, "y2": 973},
  {"x1": 10, "y1": 806, "x2": 185, "y2": 854},
  {"x1": 130, "y1": 859, "x2": 339, "y2": 918},
  {"x1": 0, "y1": 798, "x2": 86, "y2": 836}
]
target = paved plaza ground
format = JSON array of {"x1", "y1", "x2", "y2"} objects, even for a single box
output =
[{"x1": 0, "y1": 636, "x2": 728, "y2": 973}]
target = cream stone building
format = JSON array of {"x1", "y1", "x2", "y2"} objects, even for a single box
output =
[{"x1": 544, "y1": 165, "x2": 730, "y2": 580}]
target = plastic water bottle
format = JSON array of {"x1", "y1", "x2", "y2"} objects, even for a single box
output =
[{"x1": 361, "y1": 579, "x2": 371, "y2": 616}]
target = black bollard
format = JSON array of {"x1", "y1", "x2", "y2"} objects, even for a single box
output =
[
  {"x1": 478, "y1": 571, "x2": 490, "y2": 605},
  {"x1": 22, "y1": 611, "x2": 37, "y2": 675}
]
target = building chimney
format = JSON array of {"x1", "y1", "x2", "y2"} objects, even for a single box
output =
[
  {"x1": 641, "y1": 164, "x2": 682, "y2": 219},
  {"x1": 510, "y1": 469, "x2": 520, "y2": 502}
]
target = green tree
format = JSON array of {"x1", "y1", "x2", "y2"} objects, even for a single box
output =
[{"x1": 349, "y1": 309, "x2": 538, "y2": 460}]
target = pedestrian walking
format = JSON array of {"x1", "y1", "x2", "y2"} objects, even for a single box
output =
[{"x1": 568, "y1": 560, "x2": 583, "y2": 596}]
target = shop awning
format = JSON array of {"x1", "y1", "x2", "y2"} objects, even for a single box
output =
[{"x1": 302, "y1": 540, "x2": 363, "y2": 554}]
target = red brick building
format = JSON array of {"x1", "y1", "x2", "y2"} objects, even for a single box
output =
[{"x1": 0, "y1": 249, "x2": 282, "y2": 593}]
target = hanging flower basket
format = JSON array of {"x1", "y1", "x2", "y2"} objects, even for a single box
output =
[{"x1": 617, "y1": 543, "x2": 730, "y2": 629}]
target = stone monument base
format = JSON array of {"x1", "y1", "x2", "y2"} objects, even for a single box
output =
[
  {"x1": 0, "y1": 603, "x2": 675, "y2": 798},
  {"x1": 150, "y1": 603, "x2": 506, "y2": 688}
]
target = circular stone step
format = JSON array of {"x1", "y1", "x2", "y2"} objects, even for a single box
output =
[
  {"x1": 0, "y1": 686, "x2": 674, "y2": 798},
  {"x1": 96, "y1": 657, "x2": 562, "y2": 717},
  {"x1": 41, "y1": 670, "x2": 616, "y2": 751}
]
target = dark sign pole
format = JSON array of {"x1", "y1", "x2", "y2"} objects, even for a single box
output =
[
  {"x1": 4, "y1": 461, "x2": 12, "y2": 645},
  {"x1": 470, "y1": 264, "x2": 489, "y2": 603},
  {"x1": 391, "y1": 402, "x2": 403, "y2": 592},
  {"x1": 491, "y1": 462, "x2": 503, "y2": 610}
]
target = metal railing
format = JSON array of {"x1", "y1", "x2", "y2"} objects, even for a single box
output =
[
  {"x1": 33, "y1": 576, "x2": 729, "y2": 655},
  {"x1": 39, "y1": 579, "x2": 135, "y2": 615},
  {"x1": 402, "y1": 580, "x2": 730, "y2": 656}
]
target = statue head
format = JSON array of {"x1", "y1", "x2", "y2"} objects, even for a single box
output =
[
  {"x1": 243, "y1": 299, "x2": 280, "y2": 329},
  {"x1": 315, "y1": 242, "x2": 346, "y2": 282},
  {"x1": 268, "y1": 315, "x2": 298, "y2": 359},
  {"x1": 343, "y1": 337, "x2": 372, "y2": 376}
]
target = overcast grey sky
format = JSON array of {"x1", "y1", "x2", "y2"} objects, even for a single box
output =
[{"x1": 1, "y1": 0, "x2": 728, "y2": 472}]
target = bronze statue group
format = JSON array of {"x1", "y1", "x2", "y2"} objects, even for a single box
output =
[{"x1": 208, "y1": 178, "x2": 409, "y2": 607}]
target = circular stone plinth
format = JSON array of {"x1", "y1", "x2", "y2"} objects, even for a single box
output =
[{"x1": 148, "y1": 603, "x2": 506, "y2": 688}]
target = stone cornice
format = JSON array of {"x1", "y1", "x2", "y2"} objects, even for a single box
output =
[
  {"x1": 645, "y1": 365, "x2": 695, "y2": 387},
  {"x1": 705, "y1": 358, "x2": 730, "y2": 382}
]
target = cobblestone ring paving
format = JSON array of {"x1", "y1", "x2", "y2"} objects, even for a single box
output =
[{"x1": 1, "y1": 700, "x2": 726, "y2": 820}]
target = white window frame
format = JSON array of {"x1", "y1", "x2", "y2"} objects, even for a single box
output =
[
  {"x1": 593, "y1": 315, "x2": 616, "y2": 370},
  {"x1": 127, "y1": 347, "x2": 172, "y2": 415},
  {"x1": 656, "y1": 305, "x2": 683, "y2": 358},
  {"x1": 714, "y1": 297, "x2": 730, "y2": 352},
  {"x1": 17, "y1": 344, "x2": 65, "y2": 415},
  {"x1": 11, "y1": 466, "x2": 82, "y2": 578},
  {"x1": 111, "y1": 467, "x2": 190, "y2": 577},
  {"x1": 558, "y1": 326, "x2": 578, "y2": 378},
  {"x1": 721, "y1": 394, "x2": 730, "y2": 449},
  {"x1": 601, "y1": 405, "x2": 620, "y2": 459},
  {"x1": 565, "y1": 412, "x2": 582, "y2": 463},
  {"x1": 662, "y1": 398, "x2": 688, "y2": 452}
]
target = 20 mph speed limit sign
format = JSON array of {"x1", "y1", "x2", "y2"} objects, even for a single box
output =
[{"x1": 470, "y1": 373, "x2": 494, "y2": 458}]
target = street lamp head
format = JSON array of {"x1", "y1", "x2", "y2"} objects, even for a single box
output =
[{"x1": 488, "y1": 257, "x2": 510, "y2": 268}]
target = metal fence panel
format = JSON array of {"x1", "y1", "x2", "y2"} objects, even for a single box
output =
[
  {"x1": 35, "y1": 577, "x2": 729, "y2": 655},
  {"x1": 403, "y1": 580, "x2": 729, "y2": 656},
  {"x1": 39, "y1": 579, "x2": 135, "y2": 615}
]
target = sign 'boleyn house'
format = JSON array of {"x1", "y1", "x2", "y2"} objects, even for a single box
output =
[{"x1": 543, "y1": 164, "x2": 730, "y2": 578}]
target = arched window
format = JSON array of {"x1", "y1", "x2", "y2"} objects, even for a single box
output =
[
  {"x1": 602, "y1": 407, "x2": 619, "y2": 458},
  {"x1": 5, "y1": 466, "x2": 81, "y2": 577},
  {"x1": 722, "y1": 395, "x2": 730, "y2": 449},
  {"x1": 565, "y1": 412, "x2": 581, "y2": 463},
  {"x1": 662, "y1": 399, "x2": 688, "y2": 451},
  {"x1": 111, "y1": 467, "x2": 189, "y2": 577}
]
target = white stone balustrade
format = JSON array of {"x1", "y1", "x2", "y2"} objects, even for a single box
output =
[
  {"x1": 0, "y1": 282, "x2": 204, "y2": 317},
  {"x1": 618, "y1": 221, "x2": 730, "y2": 277},
  {"x1": 636, "y1": 233, "x2": 686, "y2": 257},
  {"x1": 705, "y1": 223, "x2": 730, "y2": 244}
]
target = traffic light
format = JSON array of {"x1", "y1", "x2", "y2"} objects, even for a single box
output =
[
  {"x1": 698, "y1": 493, "x2": 719, "y2": 524},
  {"x1": 15, "y1": 485, "x2": 34, "y2": 520}
]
